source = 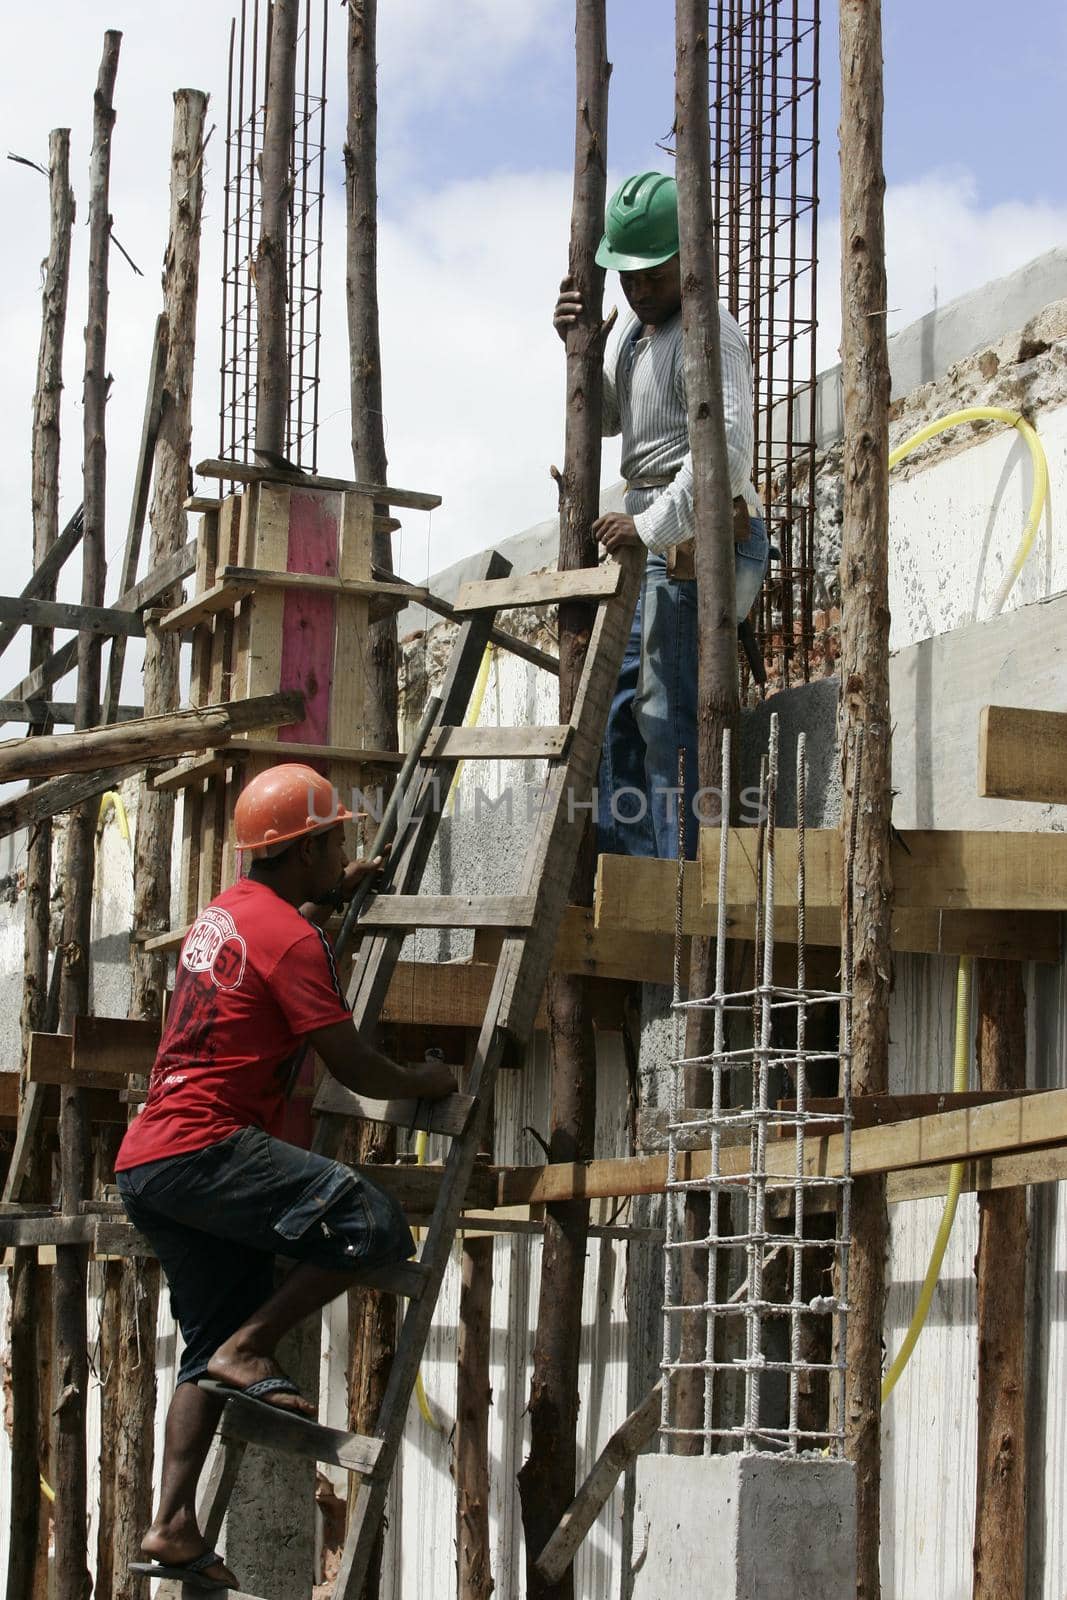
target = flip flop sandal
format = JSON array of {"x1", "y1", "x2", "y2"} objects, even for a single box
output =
[
  {"x1": 198, "y1": 1374, "x2": 310, "y2": 1416},
  {"x1": 128, "y1": 1547, "x2": 233, "y2": 1591}
]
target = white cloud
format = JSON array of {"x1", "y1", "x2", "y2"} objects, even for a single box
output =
[
  {"x1": 816, "y1": 169, "x2": 1067, "y2": 370},
  {"x1": 375, "y1": 0, "x2": 570, "y2": 119}
]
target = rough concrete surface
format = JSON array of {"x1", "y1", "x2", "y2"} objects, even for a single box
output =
[{"x1": 631, "y1": 1453, "x2": 857, "y2": 1600}]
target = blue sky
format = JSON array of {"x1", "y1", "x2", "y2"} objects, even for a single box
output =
[
  {"x1": 366, "y1": 1, "x2": 1067, "y2": 216},
  {"x1": 0, "y1": 0, "x2": 1065, "y2": 717}
]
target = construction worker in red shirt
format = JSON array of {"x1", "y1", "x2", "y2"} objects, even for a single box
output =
[{"x1": 117, "y1": 762, "x2": 456, "y2": 1593}]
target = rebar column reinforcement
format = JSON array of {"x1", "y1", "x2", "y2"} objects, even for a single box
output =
[
  {"x1": 711, "y1": 1, "x2": 821, "y2": 688},
  {"x1": 660, "y1": 712, "x2": 854, "y2": 1453},
  {"x1": 220, "y1": 0, "x2": 327, "y2": 470}
]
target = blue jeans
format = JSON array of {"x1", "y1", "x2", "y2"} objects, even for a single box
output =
[{"x1": 597, "y1": 518, "x2": 769, "y2": 860}]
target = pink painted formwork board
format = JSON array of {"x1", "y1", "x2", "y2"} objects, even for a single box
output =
[{"x1": 277, "y1": 488, "x2": 340, "y2": 768}]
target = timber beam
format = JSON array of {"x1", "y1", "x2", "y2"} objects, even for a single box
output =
[
  {"x1": 979, "y1": 705, "x2": 1067, "y2": 806},
  {"x1": 594, "y1": 851, "x2": 1062, "y2": 962}
]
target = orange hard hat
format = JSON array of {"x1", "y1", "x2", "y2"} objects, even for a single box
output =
[{"x1": 233, "y1": 763, "x2": 353, "y2": 858}]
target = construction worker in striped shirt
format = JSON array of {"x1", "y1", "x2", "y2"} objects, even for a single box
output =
[{"x1": 554, "y1": 170, "x2": 768, "y2": 860}]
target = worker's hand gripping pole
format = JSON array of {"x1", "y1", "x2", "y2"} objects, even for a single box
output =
[{"x1": 333, "y1": 693, "x2": 443, "y2": 964}]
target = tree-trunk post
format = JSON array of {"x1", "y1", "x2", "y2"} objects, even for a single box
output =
[
  {"x1": 673, "y1": 0, "x2": 740, "y2": 1445},
  {"x1": 517, "y1": 5, "x2": 610, "y2": 1595},
  {"x1": 972, "y1": 960, "x2": 1027, "y2": 1600},
  {"x1": 8, "y1": 124, "x2": 75, "y2": 1600},
  {"x1": 255, "y1": 0, "x2": 298, "y2": 457},
  {"x1": 837, "y1": 4, "x2": 892, "y2": 1595},
  {"x1": 342, "y1": 11, "x2": 401, "y2": 1596},
  {"x1": 105, "y1": 86, "x2": 207, "y2": 1600},
  {"x1": 54, "y1": 37, "x2": 121, "y2": 1600},
  {"x1": 345, "y1": 0, "x2": 397, "y2": 751},
  {"x1": 456, "y1": 1067, "x2": 495, "y2": 1600}
]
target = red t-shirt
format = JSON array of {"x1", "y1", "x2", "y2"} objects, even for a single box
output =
[{"x1": 115, "y1": 879, "x2": 350, "y2": 1170}]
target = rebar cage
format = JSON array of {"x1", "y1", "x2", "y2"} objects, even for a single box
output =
[
  {"x1": 220, "y1": 0, "x2": 328, "y2": 471},
  {"x1": 659, "y1": 716, "x2": 854, "y2": 1454}
]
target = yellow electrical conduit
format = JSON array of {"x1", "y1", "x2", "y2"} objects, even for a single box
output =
[{"x1": 880, "y1": 406, "x2": 1049, "y2": 1405}]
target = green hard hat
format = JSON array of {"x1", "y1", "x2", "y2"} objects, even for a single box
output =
[{"x1": 595, "y1": 172, "x2": 679, "y2": 272}]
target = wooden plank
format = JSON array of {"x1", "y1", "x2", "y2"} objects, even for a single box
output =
[
  {"x1": 138, "y1": 924, "x2": 189, "y2": 955},
  {"x1": 149, "y1": 751, "x2": 243, "y2": 792},
  {"x1": 0, "y1": 595, "x2": 146, "y2": 637},
  {"x1": 155, "y1": 577, "x2": 254, "y2": 633},
  {"x1": 773, "y1": 1090, "x2": 1027, "y2": 1137},
  {"x1": 455, "y1": 564, "x2": 622, "y2": 612},
  {"x1": 71, "y1": 1015, "x2": 158, "y2": 1078},
  {"x1": 886, "y1": 1144, "x2": 1067, "y2": 1204},
  {"x1": 0, "y1": 762, "x2": 147, "y2": 842},
  {"x1": 423, "y1": 725, "x2": 571, "y2": 761},
  {"x1": 0, "y1": 1214, "x2": 96, "y2": 1248},
  {"x1": 0, "y1": 504, "x2": 84, "y2": 664},
  {"x1": 0, "y1": 690, "x2": 303, "y2": 782},
  {"x1": 0, "y1": 1071, "x2": 18, "y2": 1120},
  {"x1": 194, "y1": 457, "x2": 441, "y2": 510},
  {"x1": 979, "y1": 705, "x2": 1067, "y2": 806},
  {"x1": 0, "y1": 700, "x2": 142, "y2": 726},
  {"x1": 220, "y1": 563, "x2": 428, "y2": 606},
  {"x1": 225, "y1": 738, "x2": 404, "y2": 765},
  {"x1": 378, "y1": 959, "x2": 624, "y2": 1032},
  {"x1": 377, "y1": 563, "x2": 560, "y2": 677},
  {"x1": 534, "y1": 1383, "x2": 662, "y2": 1584},
  {"x1": 313, "y1": 1077, "x2": 475, "y2": 1137},
  {"x1": 593, "y1": 852, "x2": 1060, "y2": 961},
  {"x1": 214, "y1": 1393, "x2": 384, "y2": 1475},
  {"x1": 697, "y1": 827, "x2": 1067, "y2": 912},
  {"x1": 27, "y1": 1028, "x2": 135, "y2": 1090},
  {"x1": 6, "y1": 537, "x2": 197, "y2": 702},
  {"x1": 497, "y1": 1088, "x2": 1067, "y2": 1206},
  {"x1": 357, "y1": 894, "x2": 537, "y2": 930}
]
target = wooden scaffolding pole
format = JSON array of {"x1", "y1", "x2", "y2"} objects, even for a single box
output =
[
  {"x1": 108, "y1": 87, "x2": 208, "y2": 1600},
  {"x1": 837, "y1": 3, "x2": 892, "y2": 1594},
  {"x1": 972, "y1": 960, "x2": 1028, "y2": 1600},
  {"x1": 7, "y1": 123, "x2": 75, "y2": 1600},
  {"x1": 255, "y1": 0, "x2": 298, "y2": 457},
  {"x1": 54, "y1": 37, "x2": 121, "y2": 1600},
  {"x1": 343, "y1": 10, "x2": 400, "y2": 1596},
  {"x1": 673, "y1": 0, "x2": 740, "y2": 1443},
  {"x1": 517, "y1": 5, "x2": 610, "y2": 1594},
  {"x1": 345, "y1": 0, "x2": 397, "y2": 751},
  {"x1": 455, "y1": 1094, "x2": 494, "y2": 1600}
]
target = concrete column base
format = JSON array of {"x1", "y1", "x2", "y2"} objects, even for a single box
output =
[{"x1": 631, "y1": 1454, "x2": 856, "y2": 1599}]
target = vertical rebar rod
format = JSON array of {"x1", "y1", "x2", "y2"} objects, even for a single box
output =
[
  {"x1": 661, "y1": 747, "x2": 689, "y2": 1447},
  {"x1": 788, "y1": 730, "x2": 808, "y2": 1447},
  {"x1": 837, "y1": 725, "x2": 861, "y2": 1448},
  {"x1": 702, "y1": 725, "x2": 732, "y2": 1446},
  {"x1": 745, "y1": 710, "x2": 778, "y2": 1446}
]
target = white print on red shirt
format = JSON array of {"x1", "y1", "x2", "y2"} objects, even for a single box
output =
[{"x1": 182, "y1": 907, "x2": 248, "y2": 991}]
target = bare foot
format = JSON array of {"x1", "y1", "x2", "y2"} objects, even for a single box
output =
[
  {"x1": 140, "y1": 1525, "x2": 238, "y2": 1588},
  {"x1": 206, "y1": 1347, "x2": 316, "y2": 1417}
]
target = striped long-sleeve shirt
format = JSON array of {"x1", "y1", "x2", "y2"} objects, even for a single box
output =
[{"x1": 602, "y1": 306, "x2": 758, "y2": 554}]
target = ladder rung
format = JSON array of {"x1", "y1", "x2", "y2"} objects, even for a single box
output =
[
  {"x1": 358, "y1": 894, "x2": 537, "y2": 930},
  {"x1": 314, "y1": 1079, "x2": 475, "y2": 1137},
  {"x1": 208, "y1": 1386, "x2": 385, "y2": 1475},
  {"x1": 423, "y1": 725, "x2": 571, "y2": 761},
  {"x1": 454, "y1": 564, "x2": 622, "y2": 612}
]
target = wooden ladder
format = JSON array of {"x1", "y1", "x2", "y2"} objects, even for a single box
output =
[{"x1": 189, "y1": 543, "x2": 642, "y2": 1599}]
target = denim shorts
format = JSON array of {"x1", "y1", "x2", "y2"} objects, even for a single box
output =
[{"x1": 116, "y1": 1127, "x2": 415, "y2": 1386}]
